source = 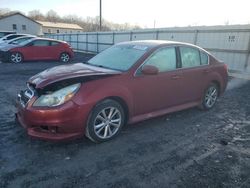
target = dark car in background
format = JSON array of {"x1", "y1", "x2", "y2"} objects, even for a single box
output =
[
  {"x1": 0, "y1": 38, "x2": 74, "y2": 63},
  {"x1": 16, "y1": 40, "x2": 228, "y2": 143}
]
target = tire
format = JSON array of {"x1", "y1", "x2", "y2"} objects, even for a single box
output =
[
  {"x1": 10, "y1": 52, "x2": 23, "y2": 63},
  {"x1": 86, "y1": 99, "x2": 125, "y2": 143},
  {"x1": 201, "y1": 83, "x2": 219, "y2": 110},
  {"x1": 60, "y1": 52, "x2": 70, "y2": 63}
]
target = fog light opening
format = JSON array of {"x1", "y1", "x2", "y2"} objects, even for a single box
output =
[{"x1": 49, "y1": 126, "x2": 58, "y2": 134}]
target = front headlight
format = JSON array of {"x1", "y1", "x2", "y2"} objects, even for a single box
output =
[{"x1": 33, "y1": 83, "x2": 81, "y2": 107}]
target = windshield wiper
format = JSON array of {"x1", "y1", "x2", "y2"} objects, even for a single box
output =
[{"x1": 84, "y1": 62, "x2": 108, "y2": 69}]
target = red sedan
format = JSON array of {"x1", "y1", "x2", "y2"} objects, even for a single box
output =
[
  {"x1": 1, "y1": 38, "x2": 74, "y2": 63},
  {"x1": 16, "y1": 40, "x2": 228, "y2": 142}
]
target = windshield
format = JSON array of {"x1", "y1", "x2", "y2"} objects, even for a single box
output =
[{"x1": 87, "y1": 44, "x2": 149, "y2": 71}]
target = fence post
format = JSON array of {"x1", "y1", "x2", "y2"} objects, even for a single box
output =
[
  {"x1": 244, "y1": 33, "x2": 250, "y2": 70},
  {"x1": 194, "y1": 30, "x2": 198, "y2": 45},
  {"x1": 69, "y1": 34, "x2": 72, "y2": 46},
  {"x1": 130, "y1": 31, "x2": 133, "y2": 41},
  {"x1": 112, "y1": 32, "x2": 115, "y2": 45},
  {"x1": 156, "y1": 30, "x2": 159, "y2": 40},
  {"x1": 86, "y1": 33, "x2": 88, "y2": 52},
  {"x1": 76, "y1": 33, "x2": 79, "y2": 51},
  {"x1": 96, "y1": 32, "x2": 99, "y2": 53}
]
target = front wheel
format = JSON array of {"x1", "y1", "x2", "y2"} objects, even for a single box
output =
[
  {"x1": 201, "y1": 83, "x2": 219, "y2": 110},
  {"x1": 10, "y1": 52, "x2": 23, "y2": 63},
  {"x1": 85, "y1": 99, "x2": 125, "y2": 143},
  {"x1": 60, "y1": 52, "x2": 70, "y2": 63}
]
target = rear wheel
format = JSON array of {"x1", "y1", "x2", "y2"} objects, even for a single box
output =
[
  {"x1": 201, "y1": 83, "x2": 219, "y2": 110},
  {"x1": 10, "y1": 52, "x2": 23, "y2": 63},
  {"x1": 60, "y1": 52, "x2": 70, "y2": 63},
  {"x1": 86, "y1": 99, "x2": 125, "y2": 143}
]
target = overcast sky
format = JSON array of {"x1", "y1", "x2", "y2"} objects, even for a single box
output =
[{"x1": 1, "y1": 0, "x2": 250, "y2": 28}]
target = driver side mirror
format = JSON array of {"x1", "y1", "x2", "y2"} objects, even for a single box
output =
[{"x1": 141, "y1": 65, "x2": 159, "y2": 75}]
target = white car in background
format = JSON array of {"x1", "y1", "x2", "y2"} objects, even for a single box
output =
[
  {"x1": 0, "y1": 34, "x2": 35, "y2": 44},
  {"x1": 0, "y1": 36, "x2": 36, "y2": 49}
]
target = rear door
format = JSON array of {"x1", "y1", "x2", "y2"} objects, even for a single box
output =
[
  {"x1": 177, "y1": 46, "x2": 211, "y2": 103},
  {"x1": 49, "y1": 41, "x2": 62, "y2": 59}
]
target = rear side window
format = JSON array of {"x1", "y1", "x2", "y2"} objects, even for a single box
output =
[
  {"x1": 144, "y1": 47, "x2": 176, "y2": 72},
  {"x1": 32, "y1": 40, "x2": 50, "y2": 46},
  {"x1": 180, "y1": 47, "x2": 200, "y2": 68},
  {"x1": 50, "y1": 41, "x2": 59, "y2": 46},
  {"x1": 200, "y1": 51, "x2": 209, "y2": 65}
]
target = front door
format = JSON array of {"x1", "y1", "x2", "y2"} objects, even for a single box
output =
[{"x1": 131, "y1": 47, "x2": 183, "y2": 116}]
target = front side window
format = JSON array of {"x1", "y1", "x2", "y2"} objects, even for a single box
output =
[
  {"x1": 143, "y1": 47, "x2": 176, "y2": 72},
  {"x1": 32, "y1": 40, "x2": 50, "y2": 46},
  {"x1": 180, "y1": 47, "x2": 200, "y2": 68}
]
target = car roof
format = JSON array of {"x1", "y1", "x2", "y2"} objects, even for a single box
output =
[
  {"x1": 2, "y1": 33, "x2": 32, "y2": 38},
  {"x1": 117, "y1": 40, "x2": 204, "y2": 51},
  {"x1": 28, "y1": 37, "x2": 65, "y2": 43},
  {"x1": 10, "y1": 36, "x2": 36, "y2": 41}
]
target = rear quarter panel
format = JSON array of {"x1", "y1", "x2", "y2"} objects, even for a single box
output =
[{"x1": 208, "y1": 55, "x2": 228, "y2": 95}]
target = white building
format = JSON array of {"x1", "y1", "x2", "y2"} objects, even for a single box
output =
[
  {"x1": 0, "y1": 12, "x2": 83, "y2": 36},
  {"x1": 36, "y1": 21, "x2": 83, "y2": 34},
  {"x1": 0, "y1": 12, "x2": 42, "y2": 35}
]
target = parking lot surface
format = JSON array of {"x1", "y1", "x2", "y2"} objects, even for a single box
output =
[{"x1": 0, "y1": 53, "x2": 250, "y2": 188}]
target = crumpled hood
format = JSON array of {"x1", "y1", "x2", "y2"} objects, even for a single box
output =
[{"x1": 28, "y1": 63, "x2": 121, "y2": 89}]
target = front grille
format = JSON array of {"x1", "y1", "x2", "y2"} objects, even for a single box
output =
[
  {"x1": 20, "y1": 90, "x2": 29, "y2": 104},
  {"x1": 18, "y1": 84, "x2": 36, "y2": 107}
]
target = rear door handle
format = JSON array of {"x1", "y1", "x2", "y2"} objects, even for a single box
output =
[{"x1": 171, "y1": 75, "x2": 181, "y2": 80}]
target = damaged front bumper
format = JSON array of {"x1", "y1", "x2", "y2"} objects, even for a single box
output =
[{"x1": 15, "y1": 87, "x2": 91, "y2": 141}]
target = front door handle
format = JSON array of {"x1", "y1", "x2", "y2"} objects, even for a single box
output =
[{"x1": 203, "y1": 69, "x2": 211, "y2": 73}]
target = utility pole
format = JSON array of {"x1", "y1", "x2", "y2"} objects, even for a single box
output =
[{"x1": 100, "y1": 0, "x2": 102, "y2": 31}]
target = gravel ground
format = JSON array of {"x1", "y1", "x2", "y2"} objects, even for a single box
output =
[{"x1": 0, "y1": 53, "x2": 250, "y2": 188}]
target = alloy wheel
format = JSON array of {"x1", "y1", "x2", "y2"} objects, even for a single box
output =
[
  {"x1": 93, "y1": 107, "x2": 122, "y2": 139},
  {"x1": 10, "y1": 52, "x2": 22, "y2": 63},
  {"x1": 204, "y1": 86, "x2": 218, "y2": 108},
  {"x1": 60, "y1": 53, "x2": 70, "y2": 63}
]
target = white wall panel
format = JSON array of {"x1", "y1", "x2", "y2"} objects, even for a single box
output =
[
  {"x1": 197, "y1": 32, "x2": 250, "y2": 50},
  {"x1": 114, "y1": 33, "x2": 130, "y2": 43},
  {"x1": 131, "y1": 33, "x2": 157, "y2": 40},
  {"x1": 98, "y1": 34, "x2": 113, "y2": 44},
  {"x1": 88, "y1": 34, "x2": 97, "y2": 43},
  {"x1": 158, "y1": 32, "x2": 195, "y2": 43},
  {"x1": 211, "y1": 51, "x2": 247, "y2": 71}
]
